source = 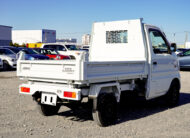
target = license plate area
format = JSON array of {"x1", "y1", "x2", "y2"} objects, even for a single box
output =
[{"x1": 41, "y1": 93, "x2": 57, "y2": 106}]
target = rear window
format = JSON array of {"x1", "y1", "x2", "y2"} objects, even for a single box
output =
[
  {"x1": 21, "y1": 49, "x2": 39, "y2": 54},
  {"x1": 43, "y1": 45, "x2": 66, "y2": 51},
  {"x1": 106, "y1": 30, "x2": 128, "y2": 43},
  {"x1": 0, "y1": 49, "x2": 14, "y2": 55},
  {"x1": 183, "y1": 50, "x2": 190, "y2": 56},
  {"x1": 9, "y1": 48, "x2": 20, "y2": 53},
  {"x1": 65, "y1": 45, "x2": 78, "y2": 50},
  {"x1": 42, "y1": 49, "x2": 57, "y2": 55}
]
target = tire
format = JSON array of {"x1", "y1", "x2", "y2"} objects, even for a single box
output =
[
  {"x1": 165, "y1": 81, "x2": 180, "y2": 107},
  {"x1": 3, "y1": 60, "x2": 10, "y2": 71},
  {"x1": 92, "y1": 94, "x2": 117, "y2": 127},
  {"x1": 38, "y1": 103, "x2": 61, "y2": 116}
]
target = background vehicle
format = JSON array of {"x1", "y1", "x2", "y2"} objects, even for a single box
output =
[
  {"x1": 41, "y1": 43, "x2": 80, "y2": 59},
  {"x1": 80, "y1": 45, "x2": 89, "y2": 51},
  {"x1": 2, "y1": 46, "x2": 20, "y2": 54},
  {"x1": 0, "y1": 48, "x2": 17, "y2": 70},
  {"x1": 18, "y1": 19, "x2": 180, "y2": 126},
  {"x1": 176, "y1": 48, "x2": 189, "y2": 55},
  {"x1": 18, "y1": 48, "x2": 49, "y2": 60},
  {"x1": 34, "y1": 48, "x2": 70, "y2": 60},
  {"x1": 178, "y1": 49, "x2": 190, "y2": 69},
  {"x1": 0, "y1": 58, "x2": 3, "y2": 69}
]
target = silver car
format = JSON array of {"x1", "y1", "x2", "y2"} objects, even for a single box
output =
[
  {"x1": 0, "y1": 48, "x2": 17, "y2": 70},
  {"x1": 178, "y1": 49, "x2": 190, "y2": 69}
]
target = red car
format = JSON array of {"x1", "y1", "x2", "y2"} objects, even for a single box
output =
[{"x1": 34, "y1": 48, "x2": 70, "y2": 60}]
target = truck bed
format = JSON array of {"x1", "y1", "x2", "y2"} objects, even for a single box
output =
[{"x1": 17, "y1": 59, "x2": 148, "y2": 84}]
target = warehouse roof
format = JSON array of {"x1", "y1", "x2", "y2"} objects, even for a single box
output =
[{"x1": 0, "y1": 25, "x2": 12, "y2": 28}]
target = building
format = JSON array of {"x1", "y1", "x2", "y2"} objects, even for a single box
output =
[
  {"x1": 82, "y1": 34, "x2": 91, "y2": 45},
  {"x1": 12, "y1": 29, "x2": 56, "y2": 45},
  {"x1": 56, "y1": 38, "x2": 77, "y2": 43},
  {"x1": 0, "y1": 25, "x2": 12, "y2": 46},
  {"x1": 185, "y1": 42, "x2": 190, "y2": 48}
]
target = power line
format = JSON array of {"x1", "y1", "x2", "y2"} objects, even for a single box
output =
[{"x1": 58, "y1": 31, "x2": 91, "y2": 35}]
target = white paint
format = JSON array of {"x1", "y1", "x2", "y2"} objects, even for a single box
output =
[
  {"x1": 185, "y1": 42, "x2": 190, "y2": 48},
  {"x1": 89, "y1": 19, "x2": 146, "y2": 61},
  {"x1": 12, "y1": 29, "x2": 56, "y2": 44}
]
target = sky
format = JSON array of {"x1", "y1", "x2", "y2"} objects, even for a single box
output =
[{"x1": 1, "y1": 0, "x2": 190, "y2": 44}]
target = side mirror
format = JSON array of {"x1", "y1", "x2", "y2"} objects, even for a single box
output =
[{"x1": 170, "y1": 43, "x2": 177, "y2": 52}]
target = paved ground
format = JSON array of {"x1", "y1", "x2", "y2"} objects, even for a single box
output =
[{"x1": 0, "y1": 71, "x2": 190, "y2": 138}]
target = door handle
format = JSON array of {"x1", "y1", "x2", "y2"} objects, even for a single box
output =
[{"x1": 153, "y1": 61, "x2": 157, "y2": 65}]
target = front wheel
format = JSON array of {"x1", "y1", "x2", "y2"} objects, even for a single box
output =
[
  {"x1": 165, "y1": 81, "x2": 180, "y2": 107},
  {"x1": 38, "y1": 104, "x2": 61, "y2": 116},
  {"x1": 92, "y1": 94, "x2": 117, "y2": 127},
  {"x1": 3, "y1": 60, "x2": 10, "y2": 71}
]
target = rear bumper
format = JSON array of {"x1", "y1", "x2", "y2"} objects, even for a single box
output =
[{"x1": 19, "y1": 83, "x2": 81, "y2": 101}]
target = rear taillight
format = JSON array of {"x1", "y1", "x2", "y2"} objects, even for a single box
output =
[
  {"x1": 64, "y1": 91, "x2": 76, "y2": 98},
  {"x1": 20, "y1": 87, "x2": 30, "y2": 93},
  {"x1": 61, "y1": 55, "x2": 70, "y2": 59}
]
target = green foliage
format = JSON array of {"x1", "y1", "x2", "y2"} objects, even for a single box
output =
[{"x1": 9, "y1": 42, "x2": 26, "y2": 47}]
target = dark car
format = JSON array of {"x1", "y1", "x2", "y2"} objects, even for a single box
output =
[
  {"x1": 2, "y1": 46, "x2": 20, "y2": 54},
  {"x1": 178, "y1": 49, "x2": 190, "y2": 69},
  {"x1": 176, "y1": 48, "x2": 190, "y2": 56},
  {"x1": 178, "y1": 48, "x2": 189, "y2": 53},
  {"x1": 18, "y1": 48, "x2": 49, "y2": 60}
]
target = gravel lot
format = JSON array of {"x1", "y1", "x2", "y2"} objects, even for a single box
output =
[{"x1": 0, "y1": 71, "x2": 190, "y2": 138}]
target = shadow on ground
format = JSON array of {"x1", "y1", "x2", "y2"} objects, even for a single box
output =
[
  {"x1": 0, "y1": 68, "x2": 16, "y2": 72},
  {"x1": 180, "y1": 68, "x2": 190, "y2": 71},
  {"x1": 57, "y1": 92, "x2": 190, "y2": 125}
]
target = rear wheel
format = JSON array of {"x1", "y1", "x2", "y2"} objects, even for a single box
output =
[
  {"x1": 38, "y1": 104, "x2": 61, "y2": 116},
  {"x1": 165, "y1": 81, "x2": 180, "y2": 107},
  {"x1": 92, "y1": 94, "x2": 117, "y2": 127}
]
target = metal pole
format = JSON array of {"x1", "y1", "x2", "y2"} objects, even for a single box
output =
[
  {"x1": 173, "y1": 33, "x2": 176, "y2": 42},
  {"x1": 185, "y1": 31, "x2": 189, "y2": 48}
]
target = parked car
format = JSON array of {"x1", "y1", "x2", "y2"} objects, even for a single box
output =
[
  {"x1": 18, "y1": 48, "x2": 49, "y2": 60},
  {"x1": 0, "y1": 48, "x2": 17, "y2": 70},
  {"x1": 0, "y1": 58, "x2": 3, "y2": 69},
  {"x1": 2, "y1": 46, "x2": 20, "y2": 54},
  {"x1": 178, "y1": 49, "x2": 190, "y2": 69},
  {"x1": 41, "y1": 43, "x2": 80, "y2": 59},
  {"x1": 178, "y1": 48, "x2": 189, "y2": 53},
  {"x1": 176, "y1": 48, "x2": 189, "y2": 55},
  {"x1": 33, "y1": 48, "x2": 70, "y2": 60},
  {"x1": 80, "y1": 45, "x2": 90, "y2": 51}
]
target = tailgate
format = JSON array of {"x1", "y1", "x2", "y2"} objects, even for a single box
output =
[{"x1": 17, "y1": 60, "x2": 84, "y2": 82}]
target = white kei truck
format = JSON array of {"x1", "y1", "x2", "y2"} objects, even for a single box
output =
[{"x1": 17, "y1": 19, "x2": 180, "y2": 127}]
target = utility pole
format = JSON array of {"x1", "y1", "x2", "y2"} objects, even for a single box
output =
[
  {"x1": 173, "y1": 33, "x2": 176, "y2": 42},
  {"x1": 185, "y1": 31, "x2": 189, "y2": 48}
]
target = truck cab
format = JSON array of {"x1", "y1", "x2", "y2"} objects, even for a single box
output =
[
  {"x1": 144, "y1": 24, "x2": 179, "y2": 99},
  {"x1": 17, "y1": 19, "x2": 180, "y2": 127}
]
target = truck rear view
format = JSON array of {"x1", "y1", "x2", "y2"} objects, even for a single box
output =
[{"x1": 17, "y1": 19, "x2": 180, "y2": 126}]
